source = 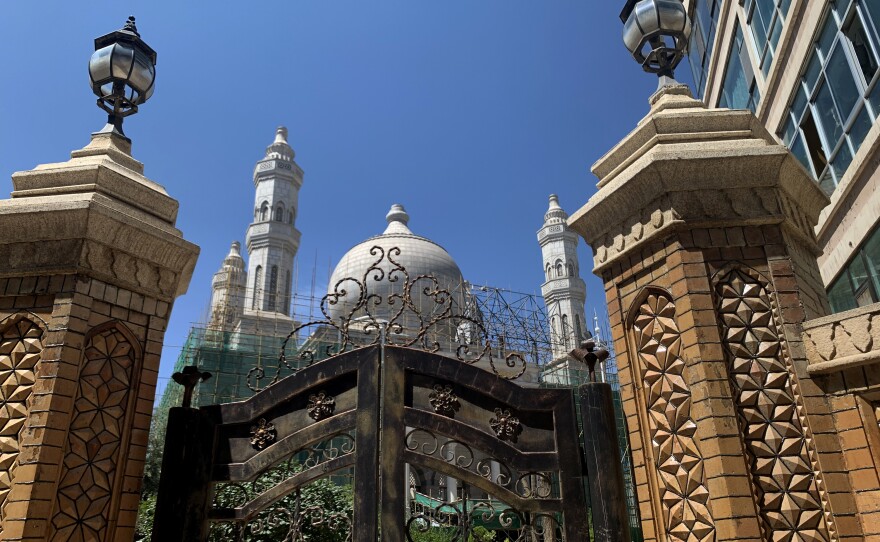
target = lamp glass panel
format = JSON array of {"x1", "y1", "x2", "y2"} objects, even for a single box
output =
[
  {"x1": 635, "y1": 0, "x2": 660, "y2": 32},
  {"x1": 89, "y1": 46, "x2": 114, "y2": 84},
  {"x1": 129, "y1": 50, "x2": 155, "y2": 95},
  {"x1": 657, "y1": 0, "x2": 685, "y2": 32},
  {"x1": 110, "y1": 43, "x2": 135, "y2": 79}
]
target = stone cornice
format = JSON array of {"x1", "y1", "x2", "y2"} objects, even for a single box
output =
[
  {"x1": 11, "y1": 133, "x2": 179, "y2": 224},
  {"x1": 0, "y1": 131, "x2": 199, "y2": 301},
  {"x1": 570, "y1": 89, "x2": 829, "y2": 274},
  {"x1": 0, "y1": 192, "x2": 197, "y2": 300}
]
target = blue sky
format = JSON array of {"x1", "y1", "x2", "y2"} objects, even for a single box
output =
[{"x1": 0, "y1": 1, "x2": 692, "y2": 392}]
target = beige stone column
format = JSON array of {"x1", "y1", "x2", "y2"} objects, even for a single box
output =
[
  {"x1": 569, "y1": 86, "x2": 857, "y2": 541},
  {"x1": 0, "y1": 131, "x2": 198, "y2": 541}
]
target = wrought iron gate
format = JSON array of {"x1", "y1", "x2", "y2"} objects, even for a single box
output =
[
  {"x1": 153, "y1": 344, "x2": 590, "y2": 541},
  {"x1": 152, "y1": 246, "x2": 603, "y2": 541}
]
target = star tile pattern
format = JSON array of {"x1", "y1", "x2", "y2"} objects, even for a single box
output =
[
  {"x1": 715, "y1": 270, "x2": 829, "y2": 542},
  {"x1": 0, "y1": 318, "x2": 43, "y2": 524},
  {"x1": 50, "y1": 329, "x2": 136, "y2": 542},
  {"x1": 633, "y1": 294, "x2": 716, "y2": 542}
]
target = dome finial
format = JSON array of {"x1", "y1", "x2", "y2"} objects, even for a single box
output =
[
  {"x1": 265, "y1": 125, "x2": 294, "y2": 160},
  {"x1": 544, "y1": 194, "x2": 567, "y2": 222},
  {"x1": 386, "y1": 204, "x2": 410, "y2": 226}
]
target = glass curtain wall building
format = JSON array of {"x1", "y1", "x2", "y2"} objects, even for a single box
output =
[{"x1": 687, "y1": 0, "x2": 880, "y2": 313}]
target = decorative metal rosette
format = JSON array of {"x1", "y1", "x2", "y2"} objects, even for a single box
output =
[
  {"x1": 249, "y1": 418, "x2": 276, "y2": 450},
  {"x1": 307, "y1": 391, "x2": 335, "y2": 421},
  {"x1": 489, "y1": 408, "x2": 521, "y2": 442},
  {"x1": 428, "y1": 384, "x2": 460, "y2": 417}
]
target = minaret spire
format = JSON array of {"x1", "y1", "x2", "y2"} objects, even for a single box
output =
[
  {"x1": 537, "y1": 194, "x2": 588, "y2": 360},
  {"x1": 243, "y1": 126, "x2": 303, "y2": 319}
]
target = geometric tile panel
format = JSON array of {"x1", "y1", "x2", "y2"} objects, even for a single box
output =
[
  {"x1": 0, "y1": 318, "x2": 43, "y2": 527},
  {"x1": 50, "y1": 329, "x2": 136, "y2": 542},
  {"x1": 632, "y1": 294, "x2": 716, "y2": 542},
  {"x1": 715, "y1": 269, "x2": 829, "y2": 542}
]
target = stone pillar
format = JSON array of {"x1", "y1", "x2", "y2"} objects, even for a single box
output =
[
  {"x1": 0, "y1": 131, "x2": 198, "y2": 541},
  {"x1": 569, "y1": 86, "x2": 857, "y2": 541}
]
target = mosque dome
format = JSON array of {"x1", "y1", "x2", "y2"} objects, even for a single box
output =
[{"x1": 326, "y1": 204, "x2": 466, "y2": 324}]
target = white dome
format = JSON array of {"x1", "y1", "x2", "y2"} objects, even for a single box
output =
[{"x1": 326, "y1": 204, "x2": 466, "y2": 323}]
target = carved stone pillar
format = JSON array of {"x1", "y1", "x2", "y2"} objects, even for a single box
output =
[
  {"x1": 0, "y1": 131, "x2": 198, "y2": 541},
  {"x1": 569, "y1": 86, "x2": 857, "y2": 541}
]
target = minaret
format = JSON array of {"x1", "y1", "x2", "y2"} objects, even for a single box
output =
[
  {"x1": 244, "y1": 127, "x2": 303, "y2": 315},
  {"x1": 538, "y1": 194, "x2": 588, "y2": 359},
  {"x1": 209, "y1": 241, "x2": 247, "y2": 329}
]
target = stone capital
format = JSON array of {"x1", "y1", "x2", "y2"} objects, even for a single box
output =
[
  {"x1": 0, "y1": 131, "x2": 199, "y2": 301},
  {"x1": 569, "y1": 88, "x2": 829, "y2": 273}
]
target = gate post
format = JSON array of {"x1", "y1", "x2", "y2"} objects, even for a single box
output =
[
  {"x1": 578, "y1": 383, "x2": 631, "y2": 542},
  {"x1": 152, "y1": 407, "x2": 216, "y2": 541}
]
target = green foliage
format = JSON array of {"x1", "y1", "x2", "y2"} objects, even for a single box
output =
[
  {"x1": 468, "y1": 526, "x2": 496, "y2": 542},
  {"x1": 407, "y1": 526, "x2": 457, "y2": 542},
  {"x1": 134, "y1": 494, "x2": 156, "y2": 542},
  {"x1": 208, "y1": 476, "x2": 353, "y2": 542},
  {"x1": 406, "y1": 525, "x2": 500, "y2": 542}
]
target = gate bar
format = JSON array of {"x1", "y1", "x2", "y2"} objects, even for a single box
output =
[
  {"x1": 151, "y1": 407, "x2": 216, "y2": 541},
  {"x1": 579, "y1": 382, "x2": 632, "y2": 542}
]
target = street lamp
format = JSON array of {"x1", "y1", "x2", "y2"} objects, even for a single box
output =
[
  {"x1": 621, "y1": 0, "x2": 691, "y2": 80},
  {"x1": 88, "y1": 16, "x2": 157, "y2": 136}
]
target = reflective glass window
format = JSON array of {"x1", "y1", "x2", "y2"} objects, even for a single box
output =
[
  {"x1": 719, "y1": 21, "x2": 761, "y2": 112},
  {"x1": 865, "y1": 227, "x2": 880, "y2": 296},
  {"x1": 688, "y1": 0, "x2": 724, "y2": 98},
  {"x1": 745, "y1": 0, "x2": 793, "y2": 74},
  {"x1": 828, "y1": 275, "x2": 858, "y2": 312},
  {"x1": 777, "y1": 2, "x2": 880, "y2": 195},
  {"x1": 827, "y1": 223, "x2": 880, "y2": 312}
]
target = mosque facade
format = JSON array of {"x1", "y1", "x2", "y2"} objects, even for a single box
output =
[{"x1": 163, "y1": 126, "x2": 596, "y2": 408}]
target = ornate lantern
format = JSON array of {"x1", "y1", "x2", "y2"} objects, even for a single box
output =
[
  {"x1": 621, "y1": 0, "x2": 691, "y2": 78},
  {"x1": 88, "y1": 16, "x2": 157, "y2": 135}
]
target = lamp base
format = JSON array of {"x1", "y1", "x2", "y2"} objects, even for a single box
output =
[{"x1": 95, "y1": 114, "x2": 130, "y2": 142}]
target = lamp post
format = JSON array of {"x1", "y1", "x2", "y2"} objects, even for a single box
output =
[
  {"x1": 88, "y1": 16, "x2": 157, "y2": 137},
  {"x1": 620, "y1": 0, "x2": 691, "y2": 85}
]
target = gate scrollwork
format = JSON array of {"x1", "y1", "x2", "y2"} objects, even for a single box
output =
[{"x1": 251, "y1": 246, "x2": 528, "y2": 391}]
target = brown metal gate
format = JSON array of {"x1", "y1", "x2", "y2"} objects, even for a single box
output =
[
  {"x1": 152, "y1": 344, "x2": 589, "y2": 541},
  {"x1": 151, "y1": 246, "x2": 625, "y2": 541}
]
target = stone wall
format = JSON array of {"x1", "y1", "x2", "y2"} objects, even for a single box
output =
[
  {"x1": 0, "y1": 274, "x2": 171, "y2": 540},
  {"x1": 803, "y1": 303, "x2": 880, "y2": 538}
]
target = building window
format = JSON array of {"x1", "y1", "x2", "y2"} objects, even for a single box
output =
[
  {"x1": 274, "y1": 204, "x2": 284, "y2": 222},
  {"x1": 252, "y1": 265, "x2": 263, "y2": 310},
  {"x1": 779, "y1": 2, "x2": 880, "y2": 195},
  {"x1": 689, "y1": 0, "x2": 725, "y2": 98},
  {"x1": 555, "y1": 260, "x2": 563, "y2": 277},
  {"x1": 283, "y1": 270, "x2": 292, "y2": 316},
  {"x1": 827, "y1": 221, "x2": 880, "y2": 312},
  {"x1": 719, "y1": 20, "x2": 762, "y2": 112},
  {"x1": 562, "y1": 315, "x2": 570, "y2": 349},
  {"x1": 268, "y1": 265, "x2": 278, "y2": 312},
  {"x1": 259, "y1": 202, "x2": 269, "y2": 221},
  {"x1": 288, "y1": 210, "x2": 295, "y2": 224},
  {"x1": 743, "y1": 0, "x2": 793, "y2": 76}
]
